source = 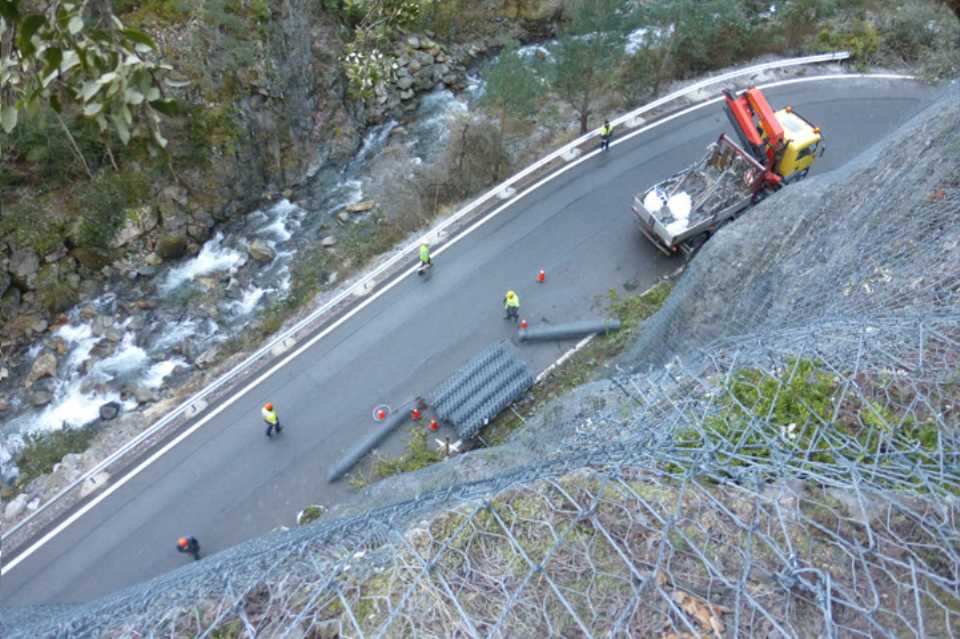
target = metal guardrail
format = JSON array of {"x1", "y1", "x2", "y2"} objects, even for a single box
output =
[{"x1": 1, "y1": 51, "x2": 852, "y2": 545}]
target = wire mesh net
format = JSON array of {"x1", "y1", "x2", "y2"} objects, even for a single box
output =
[{"x1": 2, "y1": 87, "x2": 959, "y2": 639}]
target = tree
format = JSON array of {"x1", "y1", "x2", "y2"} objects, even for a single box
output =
[
  {"x1": 477, "y1": 40, "x2": 542, "y2": 179},
  {"x1": 478, "y1": 40, "x2": 542, "y2": 133},
  {"x1": 547, "y1": 0, "x2": 628, "y2": 134},
  {"x1": 0, "y1": 0, "x2": 180, "y2": 174},
  {"x1": 615, "y1": 28, "x2": 672, "y2": 107}
]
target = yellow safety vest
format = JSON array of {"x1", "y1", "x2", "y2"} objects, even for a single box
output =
[
  {"x1": 505, "y1": 294, "x2": 520, "y2": 308},
  {"x1": 262, "y1": 407, "x2": 278, "y2": 424},
  {"x1": 601, "y1": 125, "x2": 613, "y2": 137}
]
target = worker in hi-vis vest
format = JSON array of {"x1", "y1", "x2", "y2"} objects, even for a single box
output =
[
  {"x1": 262, "y1": 402, "x2": 282, "y2": 438},
  {"x1": 418, "y1": 243, "x2": 432, "y2": 274},
  {"x1": 599, "y1": 119, "x2": 613, "y2": 151},
  {"x1": 504, "y1": 290, "x2": 520, "y2": 320}
]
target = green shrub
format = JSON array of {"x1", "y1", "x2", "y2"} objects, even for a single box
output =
[
  {"x1": 677, "y1": 359, "x2": 946, "y2": 482},
  {"x1": 373, "y1": 427, "x2": 443, "y2": 478},
  {"x1": 15, "y1": 426, "x2": 99, "y2": 490},
  {"x1": 72, "y1": 171, "x2": 152, "y2": 251}
]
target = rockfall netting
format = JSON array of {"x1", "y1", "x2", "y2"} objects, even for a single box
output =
[{"x1": 2, "y1": 86, "x2": 958, "y2": 639}]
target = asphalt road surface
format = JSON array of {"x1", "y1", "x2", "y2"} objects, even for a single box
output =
[{"x1": 0, "y1": 76, "x2": 941, "y2": 608}]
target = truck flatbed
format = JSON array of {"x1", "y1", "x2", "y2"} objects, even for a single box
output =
[{"x1": 632, "y1": 135, "x2": 763, "y2": 254}]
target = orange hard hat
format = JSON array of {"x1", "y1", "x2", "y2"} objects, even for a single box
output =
[
  {"x1": 264, "y1": 402, "x2": 273, "y2": 410},
  {"x1": 178, "y1": 537, "x2": 189, "y2": 548}
]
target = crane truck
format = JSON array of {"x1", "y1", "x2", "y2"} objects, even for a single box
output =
[{"x1": 632, "y1": 86, "x2": 823, "y2": 256}]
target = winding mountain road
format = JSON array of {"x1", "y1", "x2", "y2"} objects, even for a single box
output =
[{"x1": 0, "y1": 75, "x2": 941, "y2": 608}]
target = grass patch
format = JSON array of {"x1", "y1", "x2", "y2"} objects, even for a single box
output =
[
  {"x1": 372, "y1": 427, "x2": 444, "y2": 479},
  {"x1": 482, "y1": 280, "x2": 675, "y2": 445},
  {"x1": 14, "y1": 425, "x2": 99, "y2": 491}
]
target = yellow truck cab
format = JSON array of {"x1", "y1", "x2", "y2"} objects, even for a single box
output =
[{"x1": 773, "y1": 108, "x2": 822, "y2": 180}]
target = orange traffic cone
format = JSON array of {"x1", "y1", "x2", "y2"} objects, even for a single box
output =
[
  {"x1": 375, "y1": 408, "x2": 387, "y2": 421},
  {"x1": 519, "y1": 319, "x2": 529, "y2": 330},
  {"x1": 537, "y1": 268, "x2": 545, "y2": 283},
  {"x1": 428, "y1": 418, "x2": 439, "y2": 431},
  {"x1": 411, "y1": 407, "x2": 422, "y2": 421}
]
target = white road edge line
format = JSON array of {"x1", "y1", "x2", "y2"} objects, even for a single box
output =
[{"x1": 0, "y1": 72, "x2": 917, "y2": 576}]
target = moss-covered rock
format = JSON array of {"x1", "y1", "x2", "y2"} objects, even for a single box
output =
[
  {"x1": 69, "y1": 247, "x2": 113, "y2": 271},
  {"x1": 156, "y1": 233, "x2": 190, "y2": 261}
]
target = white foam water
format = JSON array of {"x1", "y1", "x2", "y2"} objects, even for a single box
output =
[
  {"x1": 159, "y1": 233, "x2": 245, "y2": 293},
  {"x1": 141, "y1": 358, "x2": 188, "y2": 389}
]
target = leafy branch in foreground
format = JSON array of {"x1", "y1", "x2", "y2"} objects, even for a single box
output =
[{"x1": 0, "y1": 0, "x2": 182, "y2": 172}]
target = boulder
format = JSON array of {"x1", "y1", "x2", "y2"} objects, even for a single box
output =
[
  {"x1": 156, "y1": 234, "x2": 189, "y2": 261},
  {"x1": 43, "y1": 246, "x2": 68, "y2": 263},
  {"x1": 25, "y1": 351, "x2": 58, "y2": 388},
  {"x1": 161, "y1": 184, "x2": 189, "y2": 207},
  {"x1": 195, "y1": 347, "x2": 220, "y2": 369},
  {"x1": 99, "y1": 401, "x2": 121, "y2": 421},
  {"x1": 10, "y1": 249, "x2": 40, "y2": 288},
  {"x1": 0, "y1": 287, "x2": 20, "y2": 320},
  {"x1": 30, "y1": 318, "x2": 48, "y2": 334},
  {"x1": 145, "y1": 252, "x2": 163, "y2": 267},
  {"x1": 396, "y1": 75, "x2": 415, "y2": 91},
  {"x1": 136, "y1": 265, "x2": 158, "y2": 278},
  {"x1": 406, "y1": 35, "x2": 421, "y2": 49},
  {"x1": 70, "y1": 247, "x2": 112, "y2": 270},
  {"x1": 29, "y1": 389, "x2": 54, "y2": 406},
  {"x1": 346, "y1": 200, "x2": 377, "y2": 213},
  {"x1": 0, "y1": 366, "x2": 8, "y2": 381},
  {"x1": 336, "y1": 211, "x2": 351, "y2": 224},
  {"x1": 186, "y1": 224, "x2": 211, "y2": 243},
  {"x1": 248, "y1": 239, "x2": 277, "y2": 263},
  {"x1": 4, "y1": 494, "x2": 28, "y2": 520},
  {"x1": 321, "y1": 236, "x2": 337, "y2": 248},
  {"x1": 400, "y1": 89, "x2": 416, "y2": 101},
  {"x1": 408, "y1": 59, "x2": 422, "y2": 73},
  {"x1": 112, "y1": 205, "x2": 158, "y2": 248}
]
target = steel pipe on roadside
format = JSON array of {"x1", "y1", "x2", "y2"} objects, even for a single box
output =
[
  {"x1": 518, "y1": 319, "x2": 621, "y2": 343},
  {"x1": 327, "y1": 407, "x2": 410, "y2": 483}
]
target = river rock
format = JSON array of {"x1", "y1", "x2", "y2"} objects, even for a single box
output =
[
  {"x1": 99, "y1": 401, "x2": 121, "y2": 421},
  {"x1": 134, "y1": 299, "x2": 157, "y2": 310},
  {"x1": 30, "y1": 318, "x2": 48, "y2": 334},
  {"x1": 157, "y1": 234, "x2": 189, "y2": 261},
  {"x1": 195, "y1": 347, "x2": 220, "y2": 369},
  {"x1": 336, "y1": 211, "x2": 351, "y2": 224},
  {"x1": 50, "y1": 336, "x2": 68, "y2": 355},
  {"x1": 248, "y1": 239, "x2": 277, "y2": 263},
  {"x1": 66, "y1": 272, "x2": 81, "y2": 289},
  {"x1": 25, "y1": 351, "x2": 58, "y2": 388},
  {"x1": 136, "y1": 265, "x2": 158, "y2": 278},
  {"x1": 10, "y1": 248, "x2": 39, "y2": 288},
  {"x1": 145, "y1": 253, "x2": 163, "y2": 267},
  {"x1": 4, "y1": 494, "x2": 28, "y2": 520},
  {"x1": 322, "y1": 236, "x2": 337, "y2": 248},
  {"x1": 113, "y1": 205, "x2": 158, "y2": 248},
  {"x1": 408, "y1": 58, "x2": 422, "y2": 73},
  {"x1": 406, "y1": 35, "x2": 421, "y2": 49},
  {"x1": 0, "y1": 397, "x2": 9, "y2": 413},
  {"x1": 346, "y1": 200, "x2": 376, "y2": 213},
  {"x1": 400, "y1": 89, "x2": 415, "y2": 101},
  {"x1": 396, "y1": 74, "x2": 414, "y2": 91},
  {"x1": 0, "y1": 366, "x2": 8, "y2": 382},
  {"x1": 29, "y1": 388, "x2": 54, "y2": 406},
  {"x1": 91, "y1": 314, "x2": 113, "y2": 337}
]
